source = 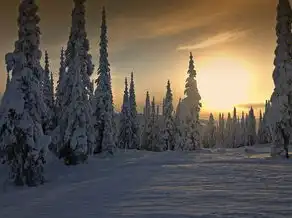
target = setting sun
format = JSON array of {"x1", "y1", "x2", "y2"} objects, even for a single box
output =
[{"x1": 197, "y1": 57, "x2": 251, "y2": 112}]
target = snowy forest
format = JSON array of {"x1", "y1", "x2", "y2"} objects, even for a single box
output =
[{"x1": 0, "y1": 0, "x2": 291, "y2": 190}]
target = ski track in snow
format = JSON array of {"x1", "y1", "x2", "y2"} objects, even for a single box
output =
[{"x1": 1, "y1": 148, "x2": 292, "y2": 218}]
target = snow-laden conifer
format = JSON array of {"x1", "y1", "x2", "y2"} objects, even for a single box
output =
[
  {"x1": 162, "y1": 80, "x2": 175, "y2": 150},
  {"x1": 55, "y1": 47, "x2": 65, "y2": 123},
  {"x1": 224, "y1": 113, "x2": 232, "y2": 147},
  {"x1": 118, "y1": 78, "x2": 131, "y2": 150},
  {"x1": 203, "y1": 113, "x2": 216, "y2": 148},
  {"x1": 42, "y1": 51, "x2": 55, "y2": 133},
  {"x1": 0, "y1": 0, "x2": 50, "y2": 186},
  {"x1": 53, "y1": 0, "x2": 95, "y2": 161},
  {"x1": 57, "y1": 41, "x2": 94, "y2": 164},
  {"x1": 247, "y1": 107, "x2": 257, "y2": 146},
  {"x1": 182, "y1": 52, "x2": 202, "y2": 150},
  {"x1": 141, "y1": 92, "x2": 152, "y2": 150},
  {"x1": 92, "y1": 7, "x2": 115, "y2": 154},
  {"x1": 174, "y1": 98, "x2": 184, "y2": 150},
  {"x1": 269, "y1": 0, "x2": 292, "y2": 158},
  {"x1": 129, "y1": 72, "x2": 139, "y2": 149}
]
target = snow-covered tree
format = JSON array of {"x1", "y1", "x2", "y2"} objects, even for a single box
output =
[
  {"x1": 246, "y1": 107, "x2": 257, "y2": 146},
  {"x1": 239, "y1": 112, "x2": 246, "y2": 146},
  {"x1": 174, "y1": 98, "x2": 184, "y2": 150},
  {"x1": 162, "y1": 80, "x2": 175, "y2": 151},
  {"x1": 56, "y1": 41, "x2": 94, "y2": 164},
  {"x1": 268, "y1": 0, "x2": 292, "y2": 158},
  {"x1": 118, "y1": 78, "x2": 131, "y2": 150},
  {"x1": 129, "y1": 72, "x2": 139, "y2": 149},
  {"x1": 43, "y1": 51, "x2": 54, "y2": 112},
  {"x1": 42, "y1": 51, "x2": 55, "y2": 134},
  {"x1": 93, "y1": 7, "x2": 115, "y2": 154},
  {"x1": 0, "y1": 0, "x2": 50, "y2": 186},
  {"x1": 262, "y1": 100, "x2": 272, "y2": 143},
  {"x1": 53, "y1": 0, "x2": 95, "y2": 162},
  {"x1": 141, "y1": 92, "x2": 151, "y2": 150},
  {"x1": 231, "y1": 107, "x2": 238, "y2": 147},
  {"x1": 217, "y1": 113, "x2": 225, "y2": 147},
  {"x1": 55, "y1": 47, "x2": 65, "y2": 123},
  {"x1": 143, "y1": 91, "x2": 151, "y2": 121},
  {"x1": 203, "y1": 113, "x2": 216, "y2": 148},
  {"x1": 182, "y1": 52, "x2": 202, "y2": 150},
  {"x1": 148, "y1": 97, "x2": 161, "y2": 151},
  {"x1": 257, "y1": 110, "x2": 265, "y2": 144},
  {"x1": 224, "y1": 112, "x2": 232, "y2": 147},
  {"x1": 65, "y1": 0, "x2": 94, "y2": 90}
]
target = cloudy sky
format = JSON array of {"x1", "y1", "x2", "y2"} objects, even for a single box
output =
[{"x1": 0, "y1": 0, "x2": 285, "y2": 116}]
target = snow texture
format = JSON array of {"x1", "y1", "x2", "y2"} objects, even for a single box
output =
[{"x1": 1, "y1": 145, "x2": 292, "y2": 217}]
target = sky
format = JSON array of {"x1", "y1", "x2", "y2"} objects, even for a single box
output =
[{"x1": 0, "y1": 0, "x2": 286, "y2": 118}]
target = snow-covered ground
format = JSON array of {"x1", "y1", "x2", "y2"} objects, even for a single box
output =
[{"x1": 1, "y1": 145, "x2": 292, "y2": 218}]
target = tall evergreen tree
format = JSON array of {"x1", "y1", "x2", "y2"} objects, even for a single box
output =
[
  {"x1": 65, "y1": 0, "x2": 94, "y2": 89},
  {"x1": 269, "y1": 0, "x2": 292, "y2": 158},
  {"x1": 42, "y1": 51, "x2": 54, "y2": 134},
  {"x1": 182, "y1": 52, "x2": 202, "y2": 150},
  {"x1": 93, "y1": 7, "x2": 115, "y2": 154},
  {"x1": 0, "y1": 0, "x2": 50, "y2": 186},
  {"x1": 262, "y1": 100, "x2": 272, "y2": 143},
  {"x1": 232, "y1": 107, "x2": 238, "y2": 147},
  {"x1": 240, "y1": 111, "x2": 246, "y2": 146},
  {"x1": 118, "y1": 78, "x2": 131, "y2": 149},
  {"x1": 129, "y1": 72, "x2": 139, "y2": 149},
  {"x1": 162, "y1": 80, "x2": 175, "y2": 150},
  {"x1": 203, "y1": 113, "x2": 216, "y2": 148},
  {"x1": 174, "y1": 98, "x2": 184, "y2": 150},
  {"x1": 53, "y1": 0, "x2": 95, "y2": 162},
  {"x1": 247, "y1": 107, "x2": 257, "y2": 146},
  {"x1": 141, "y1": 92, "x2": 151, "y2": 150},
  {"x1": 257, "y1": 110, "x2": 265, "y2": 144},
  {"x1": 148, "y1": 97, "x2": 160, "y2": 151},
  {"x1": 55, "y1": 47, "x2": 65, "y2": 123},
  {"x1": 143, "y1": 91, "x2": 151, "y2": 120},
  {"x1": 225, "y1": 112, "x2": 233, "y2": 147}
]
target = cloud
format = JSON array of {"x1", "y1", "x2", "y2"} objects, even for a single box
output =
[
  {"x1": 236, "y1": 102, "x2": 265, "y2": 110},
  {"x1": 177, "y1": 29, "x2": 249, "y2": 51}
]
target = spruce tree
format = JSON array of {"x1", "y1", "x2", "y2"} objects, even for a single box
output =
[
  {"x1": 162, "y1": 80, "x2": 175, "y2": 150},
  {"x1": 118, "y1": 78, "x2": 131, "y2": 150},
  {"x1": 263, "y1": 100, "x2": 272, "y2": 143},
  {"x1": 0, "y1": 0, "x2": 50, "y2": 186},
  {"x1": 55, "y1": 47, "x2": 65, "y2": 123},
  {"x1": 182, "y1": 52, "x2": 202, "y2": 150},
  {"x1": 240, "y1": 111, "x2": 246, "y2": 146},
  {"x1": 42, "y1": 51, "x2": 55, "y2": 134},
  {"x1": 141, "y1": 91, "x2": 151, "y2": 150},
  {"x1": 148, "y1": 97, "x2": 160, "y2": 151},
  {"x1": 93, "y1": 7, "x2": 115, "y2": 154},
  {"x1": 257, "y1": 110, "x2": 265, "y2": 144},
  {"x1": 203, "y1": 113, "x2": 216, "y2": 148},
  {"x1": 232, "y1": 107, "x2": 238, "y2": 147},
  {"x1": 247, "y1": 107, "x2": 257, "y2": 146},
  {"x1": 54, "y1": 0, "x2": 95, "y2": 162},
  {"x1": 129, "y1": 72, "x2": 139, "y2": 149},
  {"x1": 174, "y1": 98, "x2": 184, "y2": 150},
  {"x1": 225, "y1": 112, "x2": 232, "y2": 147},
  {"x1": 269, "y1": 0, "x2": 292, "y2": 158}
]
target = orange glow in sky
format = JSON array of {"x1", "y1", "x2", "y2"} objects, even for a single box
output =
[{"x1": 196, "y1": 56, "x2": 252, "y2": 112}]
